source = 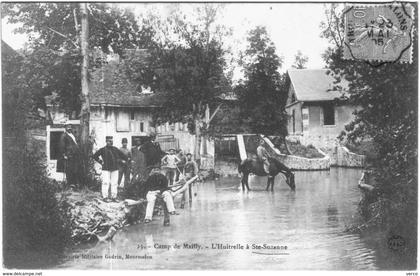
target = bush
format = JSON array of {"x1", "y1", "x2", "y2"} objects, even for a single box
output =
[
  {"x1": 3, "y1": 141, "x2": 72, "y2": 268},
  {"x1": 287, "y1": 141, "x2": 324, "y2": 159}
]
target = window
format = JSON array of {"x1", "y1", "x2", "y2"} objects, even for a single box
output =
[
  {"x1": 140, "y1": 122, "x2": 144, "y2": 132},
  {"x1": 323, "y1": 104, "x2": 335, "y2": 125},
  {"x1": 130, "y1": 110, "x2": 135, "y2": 120},
  {"x1": 104, "y1": 108, "x2": 109, "y2": 120},
  {"x1": 116, "y1": 111, "x2": 130, "y2": 132},
  {"x1": 292, "y1": 110, "x2": 295, "y2": 133}
]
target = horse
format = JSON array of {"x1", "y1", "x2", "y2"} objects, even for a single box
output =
[{"x1": 238, "y1": 157, "x2": 295, "y2": 191}]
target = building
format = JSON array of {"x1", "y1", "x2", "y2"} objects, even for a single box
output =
[
  {"x1": 285, "y1": 69, "x2": 357, "y2": 148},
  {"x1": 46, "y1": 54, "x2": 215, "y2": 180}
]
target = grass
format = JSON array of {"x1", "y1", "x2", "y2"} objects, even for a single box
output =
[
  {"x1": 242, "y1": 135, "x2": 325, "y2": 159},
  {"x1": 287, "y1": 141, "x2": 325, "y2": 159}
]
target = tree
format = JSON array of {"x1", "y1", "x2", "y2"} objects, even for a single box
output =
[
  {"x1": 237, "y1": 26, "x2": 289, "y2": 150},
  {"x1": 320, "y1": 4, "x2": 417, "y2": 265},
  {"x1": 2, "y1": 3, "x2": 141, "y2": 142},
  {"x1": 292, "y1": 50, "x2": 308, "y2": 69},
  {"x1": 125, "y1": 5, "x2": 231, "y2": 160}
]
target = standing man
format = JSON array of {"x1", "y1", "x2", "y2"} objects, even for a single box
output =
[
  {"x1": 161, "y1": 149, "x2": 181, "y2": 186},
  {"x1": 131, "y1": 137, "x2": 147, "y2": 183},
  {"x1": 57, "y1": 123, "x2": 81, "y2": 189},
  {"x1": 175, "y1": 149, "x2": 187, "y2": 181},
  {"x1": 93, "y1": 136, "x2": 128, "y2": 202},
  {"x1": 142, "y1": 133, "x2": 164, "y2": 171},
  {"x1": 257, "y1": 139, "x2": 270, "y2": 174},
  {"x1": 183, "y1": 153, "x2": 198, "y2": 180},
  {"x1": 118, "y1": 138, "x2": 131, "y2": 188}
]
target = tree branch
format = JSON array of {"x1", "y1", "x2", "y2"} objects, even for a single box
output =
[
  {"x1": 207, "y1": 103, "x2": 222, "y2": 127},
  {"x1": 47, "y1": 27, "x2": 79, "y2": 49}
]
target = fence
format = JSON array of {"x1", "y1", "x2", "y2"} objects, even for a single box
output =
[{"x1": 156, "y1": 135, "x2": 179, "y2": 152}]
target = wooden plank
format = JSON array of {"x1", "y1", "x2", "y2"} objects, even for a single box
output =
[
  {"x1": 237, "y1": 134, "x2": 247, "y2": 161},
  {"x1": 261, "y1": 135, "x2": 282, "y2": 155}
]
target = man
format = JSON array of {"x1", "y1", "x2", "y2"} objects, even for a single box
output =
[
  {"x1": 141, "y1": 133, "x2": 164, "y2": 170},
  {"x1": 257, "y1": 139, "x2": 270, "y2": 174},
  {"x1": 175, "y1": 149, "x2": 187, "y2": 182},
  {"x1": 131, "y1": 137, "x2": 147, "y2": 183},
  {"x1": 118, "y1": 138, "x2": 131, "y2": 188},
  {"x1": 161, "y1": 149, "x2": 181, "y2": 186},
  {"x1": 57, "y1": 123, "x2": 81, "y2": 189},
  {"x1": 143, "y1": 167, "x2": 177, "y2": 223},
  {"x1": 179, "y1": 153, "x2": 198, "y2": 208},
  {"x1": 93, "y1": 136, "x2": 128, "y2": 202},
  {"x1": 183, "y1": 153, "x2": 198, "y2": 180}
]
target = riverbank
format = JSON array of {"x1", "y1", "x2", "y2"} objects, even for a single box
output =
[{"x1": 59, "y1": 190, "x2": 128, "y2": 244}]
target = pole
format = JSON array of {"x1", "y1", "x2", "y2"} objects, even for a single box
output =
[{"x1": 80, "y1": 3, "x2": 90, "y2": 145}]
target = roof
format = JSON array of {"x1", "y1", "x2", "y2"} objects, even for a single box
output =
[
  {"x1": 287, "y1": 69, "x2": 348, "y2": 102},
  {"x1": 89, "y1": 54, "x2": 165, "y2": 107}
]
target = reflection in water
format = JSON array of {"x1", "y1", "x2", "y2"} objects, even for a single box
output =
[{"x1": 57, "y1": 168, "x2": 404, "y2": 270}]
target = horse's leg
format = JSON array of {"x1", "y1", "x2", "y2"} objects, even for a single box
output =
[
  {"x1": 266, "y1": 177, "x2": 270, "y2": 191},
  {"x1": 242, "y1": 173, "x2": 249, "y2": 191},
  {"x1": 271, "y1": 176, "x2": 275, "y2": 191}
]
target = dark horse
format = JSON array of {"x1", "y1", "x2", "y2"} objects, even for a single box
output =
[{"x1": 238, "y1": 157, "x2": 295, "y2": 191}]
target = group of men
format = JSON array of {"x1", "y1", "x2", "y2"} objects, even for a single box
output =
[{"x1": 58, "y1": 123, "x2": 199, "y2": 222}]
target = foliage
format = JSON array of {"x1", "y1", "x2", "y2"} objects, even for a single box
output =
[
  {"x1": 3, "y1": 142, "x2": 72, "y2": 268},
  {"x1": 207, "y1": 103, "x2": 250, "y2": 136},
  {"x1": 125, "y1": 5, "x2": 230, "y2": 123},
  {"x1": 320, "y1": 4, "x2": 417, "y2": 263},
  {"x1": 2, "y1": 41, "x2": 72, "y2": 268},
  {"x1": 292, "y1": 50, "x2": 309, "y2": 69},
  {"x1": 2, "y1": 3, "x2": 141, "y2": 114},
  {"x1": 123, "y1": 5, "x2": 231, "y2": 157},
  {"x1": 236, "y1": 26, "x2": 288, "y2": 137}
]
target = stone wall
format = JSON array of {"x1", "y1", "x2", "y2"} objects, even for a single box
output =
[
  {"x1": 336, "y1": 146, "x2": 366, "y2": 168},
  {"x1": 262, "y1": 136, "x2": 330, "y2": 171}
]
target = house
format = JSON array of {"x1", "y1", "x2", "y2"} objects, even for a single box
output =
[
  {"x1": 285, "y1": 69, "x2": 357, "y2": 148},
  {"x1": 46, "y1": 54, "x2": 215, "y2": 180}
]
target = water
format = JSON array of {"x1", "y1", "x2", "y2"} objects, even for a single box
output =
[{"x1": 56, "y1": 168, "x2": 407, "y2": 270}]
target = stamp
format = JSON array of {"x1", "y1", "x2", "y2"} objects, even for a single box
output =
[{"x1": 343, "y1": 3, "x2": 414, "y2": 63}]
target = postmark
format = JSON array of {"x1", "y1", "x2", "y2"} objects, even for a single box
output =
[
  {"x1": 343, "y1": 3, "x2": 414, "y2": 63},
  {"x1": 387, "y1": 235, "x2": 406, "y2": 251}
]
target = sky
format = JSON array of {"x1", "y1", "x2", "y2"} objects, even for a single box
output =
[{"x1": 1, "y1": 3, "x2": 333, "y2": 75}]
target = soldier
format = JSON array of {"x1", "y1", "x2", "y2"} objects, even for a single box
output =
[
  {"x1": 257, "y1": 139, "x2": 270, "y2": 174},
  {"x1": 57, "y1": 123, "x2": 82, "y2": 189},
  {"x1": 93, "y1": 136, "x2": 128, "y2": 202},
  {"x1": 118, "y1": 138, "x2": 131, "y2": 188}
]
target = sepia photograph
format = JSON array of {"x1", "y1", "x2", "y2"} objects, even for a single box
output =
[{"x1": 1, "y1": 1, "x2": 417, "y2": 272}]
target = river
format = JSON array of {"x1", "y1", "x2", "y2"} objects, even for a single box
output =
[{"x1": 56, "y1": 168, "x2": 409, "y2": 270}]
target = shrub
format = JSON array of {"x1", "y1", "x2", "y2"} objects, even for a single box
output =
[{"x1": 3, "y1": 140, "x2": 72, "y2": 268}]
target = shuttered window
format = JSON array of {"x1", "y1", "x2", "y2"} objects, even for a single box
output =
[{"x1": 116, "y1": 111, "x2": 130, "y2": 132}]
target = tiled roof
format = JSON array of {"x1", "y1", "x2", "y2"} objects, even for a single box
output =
[
  {"x1": 89, "y1": 52, "x2": 165, "y2": 107},
  {"x1": 287, "y1": 69, "x2": 348, "y2": 102}
]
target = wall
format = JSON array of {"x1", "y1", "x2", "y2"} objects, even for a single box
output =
[
  {"x1": 336, "y1": 146, "x2": 366, "y2": 167},
  {"x1": 90, "y1": 106, "x2": 152, "y2": 150},
  {"x1": 263, "y1": 136, "x2": 330, "y2": 170},
  {"x1": 289, "y1": 104, "x2": 358, "y2": 149},
  {"x1": 156, "y1": 122, "x2": 215, "y2": 170},
  {"x1": 286, "y1": 102, "x2": 303, "y2": 135}
]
